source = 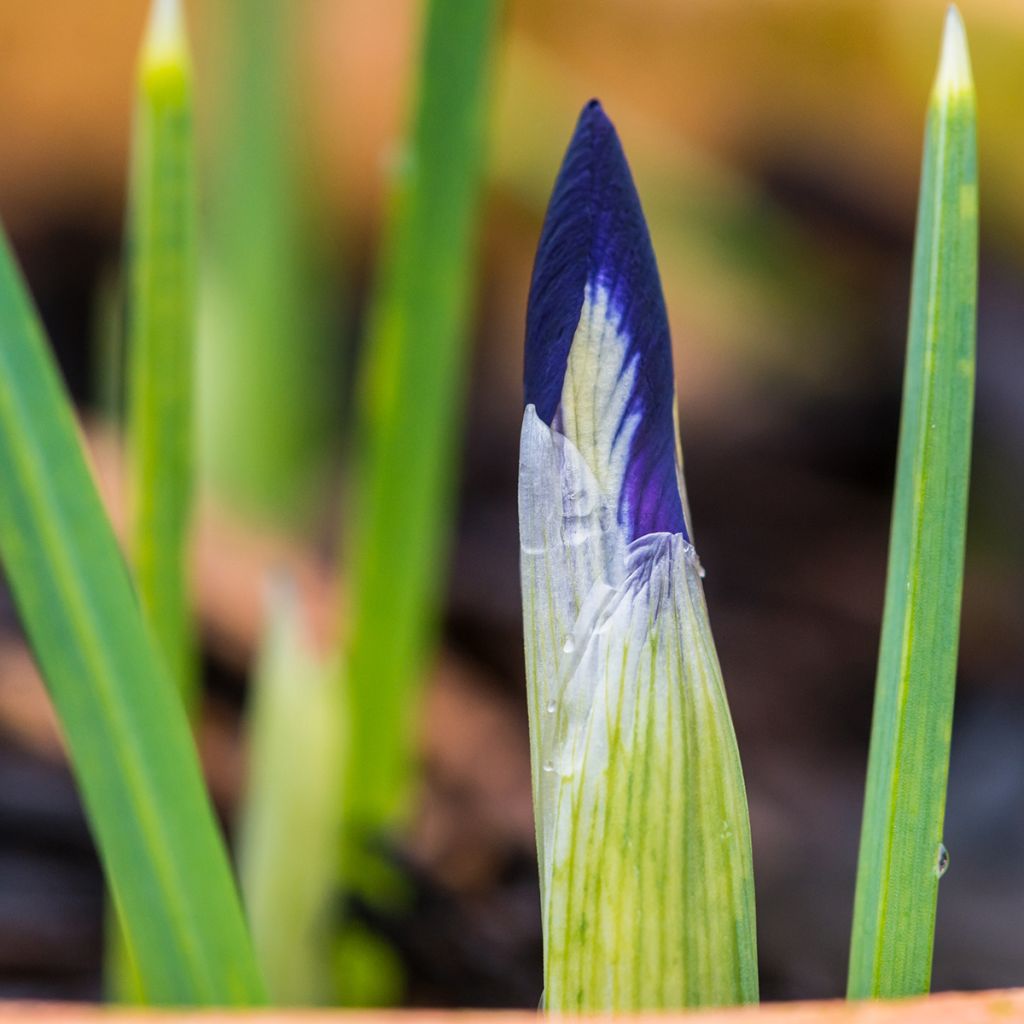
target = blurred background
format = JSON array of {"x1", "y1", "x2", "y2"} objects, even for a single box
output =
[{"x1": 0, "y1": 0, "x2": 1022, "y2": 1005}]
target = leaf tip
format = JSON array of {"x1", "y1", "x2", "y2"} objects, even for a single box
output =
[
  {"x1": 141, "y1": 0, "x2": 189, "y2": 78},
  {"x1": 934, "y1": 5, "x2": 974, "y2": 101}
]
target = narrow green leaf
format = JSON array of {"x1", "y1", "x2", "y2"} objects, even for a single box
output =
[
  {"x1": 239, "y1": 579, "x2": 342, "y2": 1006},
  {"x1": 199, "y1": 0, "x2": 336, "y2": 527},
  {"x1": 847, "y1": 6, "x2": 978, "y2": 999},
  {"x1": 106, "y1": 3, "x2": 201, "y2": 1002},
  {"x1": 338, "y1": 0, "x2": 503, "y2": 1001},
  {"x1": 127, "y1": 0, "x2": 197, "y2": 705},
  {"x1": 0, "y1": 230, "x2": 265, "y2": 1005}
]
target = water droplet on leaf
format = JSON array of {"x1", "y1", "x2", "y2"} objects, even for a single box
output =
[
  {"x1": 935, "y1": 843, "x2": 949, "y2": 879},
  {"x1": 546, "y1": 699, "x2": 557, "y2": 714},
  {"x1": 542, "y1": 760, "x2": 555, "y2": 773},
  {"x1": 562, "y1": 636, "x2": 575, "y2": 654}
]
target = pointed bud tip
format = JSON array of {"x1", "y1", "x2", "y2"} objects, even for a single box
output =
[
  {"x1": 525, "y1": 97, "x2": 686, "y2": 541},
  {"x1": 575, "y1": 99, "x2": 616, "y2": 147},
  {"x1": 935, "y1": 5, "x2": 973, "y2": 99}
]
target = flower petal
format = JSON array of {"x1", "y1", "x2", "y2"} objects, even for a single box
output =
[{"x1": 524, "y1": 100, "x2": 686, "y2": 541}]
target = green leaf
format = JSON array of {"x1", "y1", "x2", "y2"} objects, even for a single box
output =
[
  {"x1": 238, "y1": 579, "x2": 342, "y2": 1006},
  {"x1": 0, "y1": 223, "x2": 265, "y2": 1006},
  {"x1": 107, "y1": 3, "x2": 201, "y2": 1001},
  {"x1": 127, "y1": 0, "x2": 197, "y2": 705},
  {"x1": 336, "y1": 0, "x2": 503, "y2": 1002},
  {"x1": 847, "y1": 6, "x2": 978, "y2": 1000},
  {"x1": 199, "y1": 0, "x2": 337, "y2": 527}
]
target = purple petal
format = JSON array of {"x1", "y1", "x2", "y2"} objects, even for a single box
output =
[{"x1": 524, "y1": 100, "x2": 686, "y2": 541}]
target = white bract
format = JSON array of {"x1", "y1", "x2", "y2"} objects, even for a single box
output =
[{"x1": 519, "y1": 282, "x2": 757, "y2": 1010}]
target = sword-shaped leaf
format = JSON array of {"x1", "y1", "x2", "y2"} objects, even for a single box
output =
[
  {"x1": 848, "y1": 7, "x2": 978, "y2": 1000},
  {"x1": 0, "y1": 203, "x2": 264, "y2": 1011}
]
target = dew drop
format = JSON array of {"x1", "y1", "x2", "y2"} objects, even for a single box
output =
[
  {"x1": 546, "y1": 699, "x2": 557, "y2": 714},
  {"x1": 935, "y1": 843, "x2": 949, "y2": 879},
  {"x1": 542, "y1": 760, "x2": 555, "y2": 773},
  {"x1": 562, "y1": 636, "x2": 575, "y2": 654}
]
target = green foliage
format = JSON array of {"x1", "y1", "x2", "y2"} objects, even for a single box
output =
[
  {"x1": 337, "y1": 0, "x2": 503, "y2": 1001},
  {"x1": 239, "y1": 582, "x2": 342, "y2": 1005},
  {"x1": 199, "y1": 0, "x2": 335, "y2": 526},
  {"x1": 127, "y1": 0, "x2": 197, "y2": 705},
  {"x1": 848, "y1": 7, "x2": 978, "y2": 1000},
  {"x1": 0, "y1": 226, "x2": 265, "y2": 1006},
  {"x1": 106, "y1": 3, "x2": 201, "y2": 1002}
]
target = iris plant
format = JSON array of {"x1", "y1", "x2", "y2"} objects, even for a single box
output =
[
  {"x1": 0, "y1": 1, "x2": 983, "y2": 1008},
  {"x1": 519, "y1": 101, "x2": 758, "y2": 1012}
]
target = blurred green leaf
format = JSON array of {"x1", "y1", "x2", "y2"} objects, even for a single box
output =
[
  {"x1": 239, "y1": 579, "x2": 342, "y2": 1006},
  {"x1": 848, "y1": 8, "x2": 978, "y2": 1000},
  {"x1": 127, "y1": 0, "x2": 197, "y2": 705},
  {"x1": 0, "y1": 226, "x2": 265, "y2": 1006},
  {"x1": 199, "y1": 0, "x2": 336, "y2": 527},
  {"x1": 108, "y1": 2, "x2": 201, "y2": 1002},
  {"x1": 337, "y1": 0, "x2": 503, "y2": 1003}
]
